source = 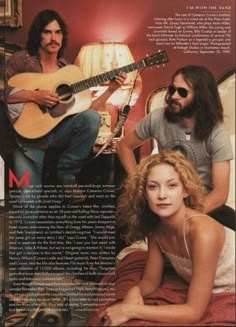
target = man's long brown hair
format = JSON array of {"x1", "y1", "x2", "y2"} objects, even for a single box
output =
[{"x1": 170, "y1": 65, "x2": 224, "y2": 140}]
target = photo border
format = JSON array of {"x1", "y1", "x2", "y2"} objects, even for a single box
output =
[
  {"x1": 0, "y1": 0, "x2": 22, "y2": 28},
  {"x1": 0, "y1": 38, "x2": 22, "y2": 99}
]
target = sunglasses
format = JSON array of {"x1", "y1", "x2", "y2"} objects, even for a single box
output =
[{"x1": 168, "y1": 85, "x2": 188, "y2": 98}]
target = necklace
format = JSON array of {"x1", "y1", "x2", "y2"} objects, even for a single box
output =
[
  {"x1": 180, "y1": 120, "x2": 193, "y2": 141},
  {"x1": 185, "y1": 131, "x2": 192, "y2": 141}
]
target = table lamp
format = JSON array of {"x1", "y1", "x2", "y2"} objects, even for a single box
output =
[{"x1": 74, "y1": 42, "x2": 142, "y2": 141}]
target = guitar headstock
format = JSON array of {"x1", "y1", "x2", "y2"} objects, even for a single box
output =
[{"x1": 144, "y1": 50, "x2": 169, "y2": 67}]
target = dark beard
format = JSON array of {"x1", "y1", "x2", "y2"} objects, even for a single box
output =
[{"x1": 164, "y1": 98, "x2": 196, "y2": 123}]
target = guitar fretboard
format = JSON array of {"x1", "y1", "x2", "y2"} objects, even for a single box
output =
[{"x1": 71, "y1": 59, "x2": 145, "y2": 93}]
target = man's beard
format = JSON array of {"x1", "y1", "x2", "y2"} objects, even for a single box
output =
[{"x1": 164, "y1": 97, "x2": 196, "y2": 122}]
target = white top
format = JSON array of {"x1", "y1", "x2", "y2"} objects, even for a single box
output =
[{"x1": 155, "y1": 215, "x2": 235, "y2": 293}]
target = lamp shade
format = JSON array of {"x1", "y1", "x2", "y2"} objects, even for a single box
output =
[{"x1": 74, "y1": 42, "x2": 142, "y2": 107}]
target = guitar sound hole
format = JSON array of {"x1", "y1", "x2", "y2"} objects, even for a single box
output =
[{"x1": 56, "y1": 84, "x2": 73, "y2": 102}]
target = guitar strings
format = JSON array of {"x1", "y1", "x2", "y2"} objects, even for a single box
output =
[
  {"x1": 56, "y1": 67, "x2": 137, "y2": 96},
  {"x1": 15, "y1": 68, "x2": 146, "y2": 176}
]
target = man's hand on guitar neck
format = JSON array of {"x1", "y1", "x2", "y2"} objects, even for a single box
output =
[
  {"x1": 108, "y1": 72, "x2": 127, "y2": 92},
  {"x1": 92, "y1": 72, "x2": 127, "y2": 111},
  {"x1": 7, "y1": 89, "x2": 60, "y2": 108}
]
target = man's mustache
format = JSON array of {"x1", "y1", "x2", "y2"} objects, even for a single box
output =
[
  {"x1": 166, "y1": 98, "x2": 181, "y2": 109},
  {"x1": 47, "y1": 41, "x2": 60, "y2": 46}
]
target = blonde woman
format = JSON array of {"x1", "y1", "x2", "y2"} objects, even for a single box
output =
[{"x1": 100, "y1": 149, "x2": 235, "y2": 326}]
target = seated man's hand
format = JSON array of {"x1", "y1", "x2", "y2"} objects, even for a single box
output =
[
  {"x1": 108, "y1": 72, "x2": 127, "y2": 92},
  {"x1": 34, "y1": 89, "x2": 60, "y2": 107}
]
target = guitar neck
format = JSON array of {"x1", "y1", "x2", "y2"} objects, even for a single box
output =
[{"x1": 71, "y1": 59, "x2": 145, "y2": 94}]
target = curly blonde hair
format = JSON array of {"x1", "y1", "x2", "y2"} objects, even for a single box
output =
[{"x1": 117, "y1": 149, "x2": 204, "y2": 244}]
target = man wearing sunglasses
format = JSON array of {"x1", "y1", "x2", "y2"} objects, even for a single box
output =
[{"x1": 117, "y1": 65, "x2": 235, "y2": 230}]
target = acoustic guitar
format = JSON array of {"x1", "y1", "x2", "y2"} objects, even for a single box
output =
[{"x1": 8, "y1": 50, "x2": 168, "y2": 139}]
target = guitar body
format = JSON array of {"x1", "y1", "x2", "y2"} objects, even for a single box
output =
[
  {"x1": 8, "y1": 65, "x2": 92, "y2": 139},
  {"x1": 8, "y1": 51, "x2": 168, "y2": 139}
]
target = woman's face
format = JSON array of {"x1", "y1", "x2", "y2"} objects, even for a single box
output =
[{"x1": 145, "y1": 163, "x2": 188, "y2": 218}]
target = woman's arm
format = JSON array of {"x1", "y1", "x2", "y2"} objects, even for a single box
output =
[
  {"x1": 102, "y1": 233, "x2": 164, "y2": 310},
  {"x1": 134, "y1": 233, "x2": 164, "y2": 297},
  {"x1": 100, "y1": 219, "x2": 225, "y2": 326}
]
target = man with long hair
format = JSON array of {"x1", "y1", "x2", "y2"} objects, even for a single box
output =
[
  {"x1": 4, "y1": 9, "x2": 126, "y2": 293},
  {"x1": 117, "y1": 65, "x2": 235, "y2": 230},
  {"x1": 5, "y1": 9, "x2": 126, "y2": 197}
]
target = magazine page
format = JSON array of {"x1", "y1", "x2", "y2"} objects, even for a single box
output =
[{"x1": 0, "y1": 0, "x2": 235, "y2": 326}]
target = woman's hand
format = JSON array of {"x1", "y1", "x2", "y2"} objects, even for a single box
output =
[
  {"x1": 123, "y1": 286, "x2": 144, "y2": 305},
  {"x1": 100, "y1": 303, "x2": 136, "y2": 326}
]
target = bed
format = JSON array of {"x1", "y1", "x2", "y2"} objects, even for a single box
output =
[
  {"x1": 86, "y1": 69, "x2": 235, "y2": 326},
  {"x1": 86, "y1": 250, "x2": 235, "y2": 326}
]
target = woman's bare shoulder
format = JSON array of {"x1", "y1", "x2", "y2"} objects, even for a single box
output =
[{"x1": 188, "y1": 213, "x2": 225, "y2": 248}]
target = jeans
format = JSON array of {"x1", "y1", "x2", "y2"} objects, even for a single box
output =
[
  {"x1": 9, "y1": 110, "x2": 100, "y2": 291},
  {"x1": 13, "y1": 109, "x2": 101, "y2": 184}
]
